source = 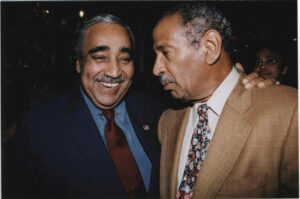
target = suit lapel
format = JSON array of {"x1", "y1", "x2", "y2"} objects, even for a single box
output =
[
  {"x1": 64, "y1": 89, "x2": 126, "y2": 196},
  {"x1": 124, "y1": 93, "x2": 162, "y2": 195},
  {"x1": 193, "y1": 80, "x2": 253, "y2": 198},
  {"x1": 168, "y1": 107, "x2": 191, "y2": 199},
  {"x1": 125, "y1": 94, "x2": 156, "y2": 164}
]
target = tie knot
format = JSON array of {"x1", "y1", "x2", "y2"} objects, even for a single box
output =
[
  {"x1": 197, "y1": 104, "x2": 208, "y2": 116},
  {"x1": 102, "y1": 109, "x2": 114, "y2": 120}
]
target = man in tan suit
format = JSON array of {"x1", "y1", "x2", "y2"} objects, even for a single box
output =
[{"x1": 152, "y1": 3, "x2": 298, "y2": 198}]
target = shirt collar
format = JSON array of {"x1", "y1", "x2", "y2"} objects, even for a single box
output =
[
  {"x1": 80, "y1": 86, "x2": 126, "y2": 123},
  {"x1": 193, "y1": 67, "x2": 240, "y2": 120}
]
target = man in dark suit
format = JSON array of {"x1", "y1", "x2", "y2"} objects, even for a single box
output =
[{"x1": 4, "y1": 14, "x2": 164, "y2": 199}]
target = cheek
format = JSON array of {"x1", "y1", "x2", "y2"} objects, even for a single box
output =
[
  {"x1": 168, "y1": 65, "x2": 183, "y2": 84},
  {"x1": 169, "y1": 65, "x2": 191, "y2": 93},
  {"x1": 122, "y1": 64, "x2": 134, "y2": 79},
  {"x1": 82, "y1": 62, "x2": 103, "y2": 77},
  {"x1": 186, "y1": 62, "x2": 207, "y2": 88},
  {"x1": 168, "y1": 60, "x2": 189, "y2": 83}
]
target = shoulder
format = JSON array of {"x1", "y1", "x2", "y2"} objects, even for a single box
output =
[
  {"x1": 159, "y1": 106, "x2": 189, "y2": 125},
  {"x1": 255, "y1": 84, "x2": 296, "y2": 96},
  {"x1": 21, "y1": 89, "x2": 79, "y2": 123},
  {"x1": 126, "y1": 90, "x2": 163, "y2": 105},
  {"x1": 125, "y1": 90, "x2": 166, "y2": 113},
  {"x1": 12, "y1": 89, "x2": 83, "y2": 142},
  {"x1": 251, "y1": 85, "x2": 297, "y2": 107},
  {"x1": 242, "y1": 85, "x2": 298, "y2": 129}
]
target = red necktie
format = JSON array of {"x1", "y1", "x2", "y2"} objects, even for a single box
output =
[{"x1": 103, "y1": 109, "x2": 146, "y2": 199}]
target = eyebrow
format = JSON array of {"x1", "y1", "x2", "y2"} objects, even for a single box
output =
[
  {"x1": 87, "y1": 46, "x2": 109, "y2": 54},
  {"x1": 120, "y1": 47, "x2": 133, "y2": 56},
  {"x1": 153, "y1": 45, "x2": 165, "y2": 51},
  {"x1": 154, "y1": 43, "x2": 174, "y2": 51},
  {"x1": 87, "y1": 46, "x2": 132, "y2": 56}
]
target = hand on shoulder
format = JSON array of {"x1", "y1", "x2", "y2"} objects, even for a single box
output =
[{"x1": 234, "y1": 62, "x2": 276, "y2": 89}]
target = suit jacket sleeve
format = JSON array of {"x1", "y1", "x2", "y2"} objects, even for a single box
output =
[
  {"x1": 157, "y1": 109, "x2": 169, "y2": 199},
  {"x1": 4, "y1": 113, "x2": 38, "y2": 198},
  {"x1": 280, "y1": 101, "x2": 298, "y2": 197}
]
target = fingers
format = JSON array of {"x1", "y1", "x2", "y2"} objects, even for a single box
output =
[
  {"x1": 242, "y1": 72, "x2": 276, "y2": 89},
  {"x1": 242, "y1": 72, "x2": 259, "y2": 86},
  {"x1": 262, "y1": 78, "x2": 276, "y2": 87},
  {"x1": 235, "y1": 62, "x2": 244, "y2": 73},
  {"x1": 244, "y1": 76, "x2": 264, "y2": 89}
]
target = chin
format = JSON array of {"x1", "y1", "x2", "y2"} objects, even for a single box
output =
[
  {"x1": 102, "y1": 99, "x2": 120, "y2": 107},
  {"x1": 170, "y1": 91, "x2": 185, "y2": 101},
  {"x1": 170, "y1": 91, "x2": 180, "y2": 98},
  {"x1": 92, "y1": 96, "x2": 121, "y2": 109}
]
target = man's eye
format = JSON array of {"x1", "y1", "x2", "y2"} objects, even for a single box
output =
[
  {"x1": 120, "y1": 57, "x2": 132, "y2": 63},
  {"x1": 91, "y1": 55, "x2": 107, "y2": 61},
  {"x1": 162, "y1": 51, "x2": 169, "y2": 56}
]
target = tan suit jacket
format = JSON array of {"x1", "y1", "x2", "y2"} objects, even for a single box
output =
[{"x1": 158, "y1": 78, "x2": 298, "y2": 198}]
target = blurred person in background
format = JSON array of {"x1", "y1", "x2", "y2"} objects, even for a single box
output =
[{"x1": 254, "y1": 46, "x2": 288, "y2": 85}]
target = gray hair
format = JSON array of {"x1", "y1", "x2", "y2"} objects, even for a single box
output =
[
  {"x1": 75, "y1": 14, "x2": 135, "y2": 64},
  {"x1": 161, "y1": 3, "x2": 233, "y2": 53}
]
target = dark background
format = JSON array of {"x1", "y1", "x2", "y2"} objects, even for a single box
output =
[{"x1": 1, "y1": 1, "x2": 298, "y2": 139}]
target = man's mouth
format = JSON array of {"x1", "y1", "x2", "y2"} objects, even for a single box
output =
[
  {"x1": 159, "y1": 75, "x2": 175, "y2": 88},
  {"x1": 95, "y1": 75, "x2": 124, "y2": 88},
  {"x1": 99, "y1": 82, "x2": 120, "y2": 88},
  {"x1": 161, "y1": 80, "x2": 169, "y2": 87},
  {"x1": 161, "y1": 80, "x2": 174, "y2": 91}
]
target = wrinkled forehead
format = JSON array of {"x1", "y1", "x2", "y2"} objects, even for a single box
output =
[
  {"x1": 84, "y1": 22, "x2": 132, "y2": 52},
  {"x1": 87, "y1": 22, "x2": 131, "y2": 41},
  {"x1": 153, "y1": 13, "x2": 187, "y2": 48},
  {"x1": 154, "y1": 13, "x2": 183, "y2": 35}
]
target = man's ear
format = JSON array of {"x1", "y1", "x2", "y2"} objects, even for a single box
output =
[
  {"x1": 76, "y1": 61, "x2": 81, "y2": 74},
  {"x1": 203, "y1": 30, "x2": 222, "y2": 65}
]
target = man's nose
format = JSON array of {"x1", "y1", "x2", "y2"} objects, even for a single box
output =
[
  {"x1": 153, "y1": 55, "x2": 165, "y2": 76},
  {"x1": 105, "y1": 60, "x2": 122, "y2": 77}
]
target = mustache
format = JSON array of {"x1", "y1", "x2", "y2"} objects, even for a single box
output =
[
  {"x1": 95, "y1": 75, "x2": 125, "y2": 83},
  {"x1": 158, "y1": 75, "x2": 175, "y2": 84}
]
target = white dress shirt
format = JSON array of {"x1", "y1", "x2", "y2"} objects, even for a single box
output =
[{"x1": 177, "y1": 67, "x2": 240, "y2": 189}]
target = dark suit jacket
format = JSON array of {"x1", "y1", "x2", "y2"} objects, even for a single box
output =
[{"x1": 4, "y1": 88, "x2": 164, "y2": 199}]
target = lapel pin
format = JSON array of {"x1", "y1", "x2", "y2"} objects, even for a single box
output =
[{"x1": 143, "y1": 125, "x2": 150, "y2": 131}]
